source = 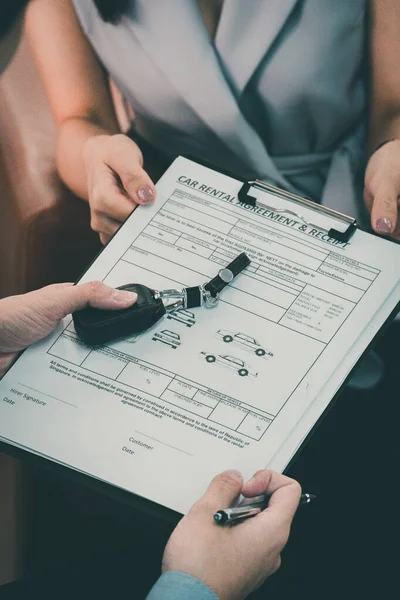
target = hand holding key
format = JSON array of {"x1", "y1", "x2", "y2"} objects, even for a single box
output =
[{"x1": 73, "y1": 253, "x2": 250, "y2": 345}]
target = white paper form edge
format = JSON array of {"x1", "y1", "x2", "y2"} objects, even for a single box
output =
[
  {"x1": 268, "y1": 284, "x2": 400, "y2": 473},
  {"x1": 1, "y1": 156, "x2": 400, "y2": 514}
]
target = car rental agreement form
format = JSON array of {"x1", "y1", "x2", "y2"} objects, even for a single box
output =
[{"x1": 1, "y1": 157, "x2": 400, "y2": 514}]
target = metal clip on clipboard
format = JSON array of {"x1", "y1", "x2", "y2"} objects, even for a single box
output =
[{"x1": 238, "y1": 180, "x2": 357, "y2": 243}]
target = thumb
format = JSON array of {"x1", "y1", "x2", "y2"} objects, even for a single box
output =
[
  {"x1": 196, "y1": 470, "x2": 243, "y2": 513},
  {"x1": 0, "y1": 283, "x2": 138, "y2": 355},
  {"x1": 370, "y1": 185, "x2": 398, "y2": 235},
  {"x1": 35, "y1": 281, "x2": 137, "y2": 321}
]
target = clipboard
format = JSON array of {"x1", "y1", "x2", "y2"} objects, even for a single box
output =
[
  {"x1": 179, "y1": 154, "x2": 399, "y2": 468},
  {"x1": 0, "y1": 154, "x2": 399, "y2": 524},
  {"x1": 183, "y1": 153, "x2": 400, "y2": 246},
  {"x1": 237, "y1": 179, "x2": 357, "y2": 243}
]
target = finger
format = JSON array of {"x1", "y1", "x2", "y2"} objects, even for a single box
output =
[
  {"x1": 394, "y1": 199, "x2": 400, "y2": 239},
  {"x1": 193, "y1": 470, "x2": 243, "y2": 514},
  {"x1": 104, "y1": 135, "x2": 156, "y2": 205},
  {"x1": 99, "y1": 233, "x2": 111, "y2": 246},
  {"x1": 242, "y1": 470, "x2": 301, "y2": 525},
  {"x1": 67, "y1": 281, "x2": 138, "y2": 312},
  {"x1": 363, "y1": 186, "x2": 373, "y2": 213},
  {"x1": 242, "y1": 469, "x2": 297, "y2": 498},
  {"x1": 241, "y1": 469, "x2": 274, "y2": 498},
  {"x1": 33, "y1": 281, "x2": 138, "y2": 321},
  {"x1": 94, "y1": 178, "x2": 138, "y2": 223},
  {"x1": 370, "y1": 185, "x2": 399, "y2": 235},
  {"x1": 90, "y1": 181, "x2": 137, "y2": 238},
  {"x1": 261, "y1": 482, "x2": 301, "y2": 527},
  {"x1": 91, "y1": 215, "x2": 120, "y2": 238}
]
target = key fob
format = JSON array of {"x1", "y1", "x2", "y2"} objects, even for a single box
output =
[{"x1": 72, "y1": 283, "x2": 166, "y2": 346}]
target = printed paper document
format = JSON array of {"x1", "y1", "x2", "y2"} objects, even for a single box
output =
[{"x1": 0, "y1": 157, "x2": 399, "y2": 513}]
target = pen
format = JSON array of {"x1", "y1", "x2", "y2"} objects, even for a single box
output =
[{"x1": 213, "y1": 493, "x2": 316, "y2": 525}]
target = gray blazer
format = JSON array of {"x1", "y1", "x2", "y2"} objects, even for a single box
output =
[
  {"x1": 146, "y1": 572, "x2": 218, "y2": 600},
  {"x1": 73, "y1": 0, "x2": 368, "y2": 224}
]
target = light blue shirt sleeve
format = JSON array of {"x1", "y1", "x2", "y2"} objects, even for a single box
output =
[{"x1": 145, "y1": 571, "x2": 220, "y2": 600}]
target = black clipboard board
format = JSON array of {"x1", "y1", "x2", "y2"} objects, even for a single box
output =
[{"x1": 0, "y1": 155, "x2": 399, "y2": 522}]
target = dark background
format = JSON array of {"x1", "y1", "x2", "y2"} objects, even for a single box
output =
[{"x1": 3, "y1": 323, "x2": 399, "y2": 600}]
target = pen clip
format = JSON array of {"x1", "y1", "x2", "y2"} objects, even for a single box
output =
[{"x1": 214, "y1": 505, "x2": 263, "y2": 524}]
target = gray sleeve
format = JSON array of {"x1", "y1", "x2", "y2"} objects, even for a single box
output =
[{"x1": 145, "y1": 571, "x2": 220, "y2": 600}]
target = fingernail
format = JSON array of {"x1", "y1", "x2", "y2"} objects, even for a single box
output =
[
  {"x1": 112, "y1": 289, "x2": 138, "y2": 305},
  {"x1": 224, "y1": 469, "x2": 243, "y2": 482},
  {"x1": 137, "y1": 185, "x2": 155, "y2": 204},
  {"x1": 375, "y1": 218, "x2": 393, "y2": 234}
]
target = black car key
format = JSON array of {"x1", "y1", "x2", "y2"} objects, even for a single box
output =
[
  {"x1": 73, "y1": 283, "x2": 166, "y2": 346},
  {"x1": 73, "y1": 252, "x2": 250, "y2": 345}
]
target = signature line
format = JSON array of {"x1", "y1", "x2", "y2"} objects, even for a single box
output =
[
  {"x1": 18, "y1": 383, "x2": 78, "y2": 408},
  {"x1": 135, "y1": 431, "x2": 194, "y2": 456}
]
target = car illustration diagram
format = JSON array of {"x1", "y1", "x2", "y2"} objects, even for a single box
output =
[
  {"x1": 152, "y1": 330, "x2": 181, "y2": 349},
  {"x1": 167, "y1": 309, "x2": 195, "y2": 327},
  {"x1": 216, "y1": 330, "x2": 273, "y2": 358},
  {"x1": 200, "y1": 352, "x2": 258, "y2": 378}
]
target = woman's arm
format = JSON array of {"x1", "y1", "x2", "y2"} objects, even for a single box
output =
[
  {"x1": 26, "y1": 0, "x2": 156, "y2": 243},
  {"x1": 365, "y1": 0, "x2": 400, "y2": 236},
  {"x1": 368, "y1": 0, "x2": 400, "y2": 151},
  {"x1": 26, "y1": 0, "x2": 119, "y2": 198}
]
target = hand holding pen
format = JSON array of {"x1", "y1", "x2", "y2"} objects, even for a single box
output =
[{"x1": 161, "y1": 469, "x2": 302, "y2": 600}]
